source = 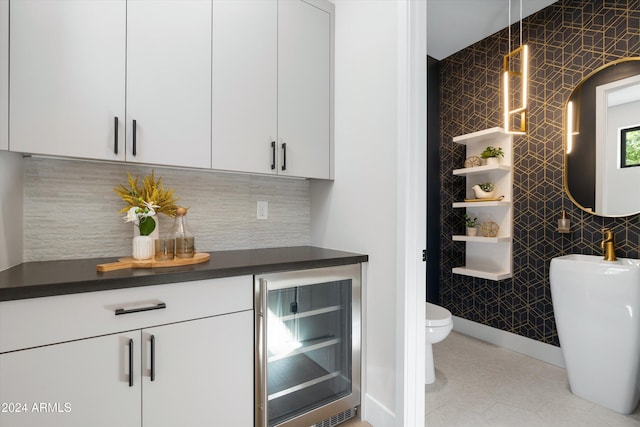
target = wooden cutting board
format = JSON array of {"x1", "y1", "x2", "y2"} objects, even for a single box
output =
[{"x1": 96, "y1": 252, "x2": 210, "y2": 272}]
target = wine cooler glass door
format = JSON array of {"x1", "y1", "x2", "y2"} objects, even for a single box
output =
[{"x1": 256, "y1": 265, "x2": 360, "y2": 427}]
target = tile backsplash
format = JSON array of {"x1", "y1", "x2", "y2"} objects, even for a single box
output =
[{"x1": 23, "y1": 157, "x2": 310, "y2": 261}]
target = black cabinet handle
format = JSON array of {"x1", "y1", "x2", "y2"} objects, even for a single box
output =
[
  {"x1": 281, "y1": 142, "x2": 287, "y2": 171},
  {"x1": 271, "y1": 141, "x2": 276, "y2": 170},
  {"x1": 132, "y1": 119, "x2": 137, "y2": 156},
  {"x1": 128, "y1": 338, "x2": 134, "y2": 387},
  {"x1": 150, "y1": 335, "x2": 156, "y2": 382},
  {"x1": 114, "y1": 117, "x2": 119, "y2": 155},
  {"x1": 115, "y1": 302, "x2": 166, "y2": 316}
]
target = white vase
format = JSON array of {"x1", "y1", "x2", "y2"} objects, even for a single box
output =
[
  {"x1": 133, "y1": 215, "x2": 159, "y2": 256},
  {"x1": 132, "y1": 236, "x2": 154, "y2": 260},
  {"x1": 485, "y1": 157, "x2": 499, "y2": 166},
  {"x1": 466, "y1": 227, "x2": 478, "y2": 236}
]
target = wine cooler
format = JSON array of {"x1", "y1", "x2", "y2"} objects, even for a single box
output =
[{"x1": 255, "y1": 264, "x2": 361, "y2": 427}]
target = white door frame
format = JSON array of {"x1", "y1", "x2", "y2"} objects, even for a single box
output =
[{"x1": 396, "y1": 1, "x2": 427, "y2": 426}]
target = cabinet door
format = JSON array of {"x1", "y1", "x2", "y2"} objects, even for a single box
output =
[
  {"x1": 0, "y1": 332, "x2": 140, "y2": 427},
  {"x1": 127, "y1": 0, "x2": 211, "y2": 168},
  {"x1": 142, "y1": 311, "x2": 253, "y2": 427},
  {"x1": 9, "y1": 0, "x2": 126, "y2": 160},
  {"x1": 212, "y1": 0, "x2": 277, "y2": 174},
  {"x1": 278, "y1": 0, "x2": 332, "y2": 179}
]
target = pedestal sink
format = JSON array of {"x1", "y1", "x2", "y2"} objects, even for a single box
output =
[{"x1": 550, "y1": 254, "x2": 640, "y2": 414}]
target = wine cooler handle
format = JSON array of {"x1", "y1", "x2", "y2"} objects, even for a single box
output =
[{"x1": 256, "y1": 278, "x2": 268, "y2": 427}]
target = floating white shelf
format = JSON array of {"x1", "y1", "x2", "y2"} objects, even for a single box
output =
[
  {"x1": 452, "y1": 235, "x2": 511, "y2": 243},
  {"x1": 453, "y1": 201, "x2": 511, "y2": 208},
  {"x1": 453, "y1": 164, "x2": 511, "y2": 176},
  {"x1": 451, "y1": 127, "x2": 513, "y2": 281},
  {"x1": 452, "y1": 266, "x2": 512, "y2": 281},
  {"x1": 452, "y1": 127, "x2": 508, "y2": 145}
]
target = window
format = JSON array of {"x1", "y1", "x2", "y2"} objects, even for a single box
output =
[{"x1": 621, "y1": 125, "x2": 640, "y2": 168}]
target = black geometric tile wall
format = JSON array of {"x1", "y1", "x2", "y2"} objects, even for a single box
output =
[{"x1": 439, "y1": 0, "x2": 640, "y2": 346}]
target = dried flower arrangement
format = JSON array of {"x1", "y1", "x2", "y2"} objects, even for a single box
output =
[{"x1": 114, "y1": 171, "x2": 179, "y2": 235}]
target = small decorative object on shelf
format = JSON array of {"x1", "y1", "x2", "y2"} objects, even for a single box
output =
[
  {"x1": 480, "y1": 221, "x2": 499, "y2": 237},
  {"x1": 114, "y1": 170, "x2": 179, "y2": 259},
  {"x1": 464, "y1": 156, "x2": 482, "y2": 168},
  {"x1": 472, "y1": 182, "x2": 495, "y2": 199},
  {"x1": 464, "y1": 213, "x2": 478, "y2": 236},
  {"x1": 481, "y1": 146, "x2": 504, "y2": 165}
]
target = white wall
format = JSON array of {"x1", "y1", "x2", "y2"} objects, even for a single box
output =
[
  {"x1": 0, "y1": 0, "x2": 7, "y2": 151},
  {"x1": 0, "y1": 151, "x2": 24, "y2": 270},
  {"x1": 600, "y1": 101, "x2": 640, "y2": 215},
  {"x1": 311, "y1": 1, "x2": 399, "y2": 424}
]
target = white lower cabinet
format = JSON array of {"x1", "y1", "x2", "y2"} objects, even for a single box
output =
[
  {"x1": 0, "y1": 277, "x2": 253, "y2": 427},
  {"x1": 0, "y1": 332, "x2": 141, "y2": 427},
  {"x1": 142, "y1": 311, "x2": 253, "y2": 427}
]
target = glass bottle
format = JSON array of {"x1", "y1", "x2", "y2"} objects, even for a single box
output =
[{"x1": 167, "y1": 207, "x2": 195, "y2": 258}]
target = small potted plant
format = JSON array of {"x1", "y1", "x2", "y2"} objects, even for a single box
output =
[
  {"x1": 464, "y1": 213, "x2": 478, "y2": 236},
  {"x1": 480, "y1": 146, "x2": 504, "y2": 165},
  {"x1": 472, "y1": 182, "x2": 495, "y2": 199}
]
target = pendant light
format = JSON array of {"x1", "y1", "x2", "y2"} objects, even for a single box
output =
[{"x1": 503, "y1": 0, "x2": 529, "y2": 134}]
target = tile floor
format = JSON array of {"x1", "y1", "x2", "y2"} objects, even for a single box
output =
[
  {"x1": 426, "y1": 331, "x2": 640, "y2": 426},
  {"x1": 341, "y1": 418, "x2": 372, "y2": 427}
]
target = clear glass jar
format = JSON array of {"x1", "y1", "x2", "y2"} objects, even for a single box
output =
[{"x1": 167, "y1": 207, "x2": 195, "y2": 258}]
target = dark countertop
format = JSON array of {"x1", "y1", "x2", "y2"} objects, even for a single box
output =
[{"x1": 0, "y1": 246, "x2": 368, "y2": 301}]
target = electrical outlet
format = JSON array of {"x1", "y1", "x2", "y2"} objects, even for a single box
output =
[{"x1": 257, "y1": 201, "x2": 268, "y2": 220}]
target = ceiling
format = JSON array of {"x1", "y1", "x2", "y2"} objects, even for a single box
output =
[{"x1": 427, "y1": 0, "x2": 558, "y2": 60}]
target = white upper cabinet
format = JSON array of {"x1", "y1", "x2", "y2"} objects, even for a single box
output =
[
  {"x1": 212, "y1": 0, "x2": 334, "y2": 179},
  {"x1": 8, "y1": 0, "x2": 332, "y2": 177},
  {"x1": 9, "y1": 0, "x2": 126, "y2": 160},
  {"x1": 278, "y1": 0, "x2": 333, "y2": 179},
  {"x1": 127, "y1": 0, "x2": 212, "y2": 168},
  {"x1": 0, "y1": 0, "x2": 8, "y2": 151},
  {"x1": 212, "y1": 0, "x2": 278, "y2": 175}
]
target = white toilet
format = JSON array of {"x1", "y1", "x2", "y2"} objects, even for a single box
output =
[{"x1": 425, "y1": 302, "x2": 453, "y2": 384}]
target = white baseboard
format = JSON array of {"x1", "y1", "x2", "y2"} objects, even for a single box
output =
[
  {"x1": 361, "y1": 393, "x2": 395, "y2": 427},
  {"x1": 452, "y1": 316, "x2": 565, "y2": 368}
]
